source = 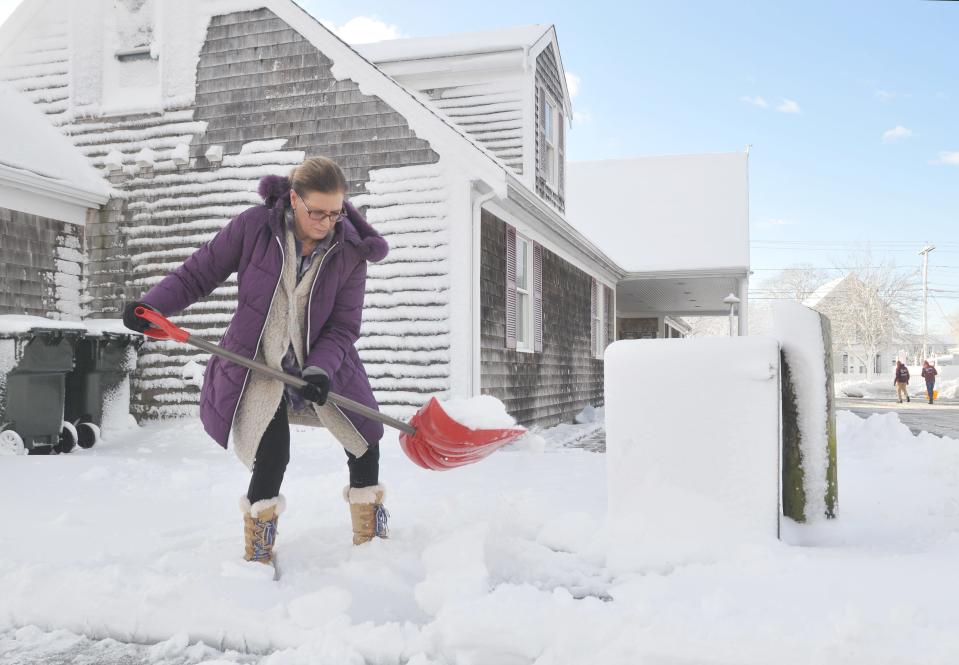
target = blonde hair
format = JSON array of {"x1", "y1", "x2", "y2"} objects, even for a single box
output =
[{"x1": 289, "y1": 156, "x2": 347, "y2": 196}]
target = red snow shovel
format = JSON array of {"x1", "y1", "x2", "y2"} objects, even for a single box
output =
[{"x1": 135, "y1": 308, "x2": 526, "y2": 470}]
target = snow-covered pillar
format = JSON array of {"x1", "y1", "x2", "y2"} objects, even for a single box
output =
[{"x1": 773, "y1": 302, "x2": 838, "y2": 522}]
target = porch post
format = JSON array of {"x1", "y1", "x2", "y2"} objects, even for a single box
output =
[{"x1": 737, "y1": 275, "x2": 749, "y2": 336}]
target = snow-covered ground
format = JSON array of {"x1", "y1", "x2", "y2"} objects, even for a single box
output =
[{"x1": 2, "y1": 410, "x2": 959, "y2": 664}]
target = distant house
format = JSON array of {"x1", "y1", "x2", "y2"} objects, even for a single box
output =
[
  {"x1": 802, "y1": 274, "x2": 933, "y2": 375},
  {"x1": 0, "y1": 0, "x2": 749, "y2": 428}
]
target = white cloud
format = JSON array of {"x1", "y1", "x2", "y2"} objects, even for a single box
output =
[
  {"x1": 565, "y1": 72, "x2": 581, "y2": 99},
  {"x1": 882, "y1": 125, "x2": 914, "y2": 142},
  {"x1": 935, "y1": 151, "x2": 959, "y2": 166},
  {"x1": 320, "y1": 16, "x2": 404, "y2": 44},
  {"x1": 740, "y1": 95, "x2": 768, "y2": 108},
  {"x1": 776, "y1": 98, "x2": 801, "y2": 114},
  {"x1": 758, "y1": 218, "x2": 797, "y2": 228}
]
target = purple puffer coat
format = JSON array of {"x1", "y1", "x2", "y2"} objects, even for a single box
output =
[{"x1": 141, "y1": 175, "x2": 388, "y2": 449}]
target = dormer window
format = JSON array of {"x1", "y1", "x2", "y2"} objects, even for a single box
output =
[
  {"x1": 101, "y1": 0, "x2": 161, "y2": 114},
  {"x1": 543, "y1": 93, "x2": 560, "y2": 187}
]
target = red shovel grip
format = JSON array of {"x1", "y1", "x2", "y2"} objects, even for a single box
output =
[{"x1": 135, "y1": 307, "x2": 190, "y2": 343}]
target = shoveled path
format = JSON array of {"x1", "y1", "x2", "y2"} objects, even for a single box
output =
[{"x1": 836, "y1": 397, "x2": 959, "y2": 440}]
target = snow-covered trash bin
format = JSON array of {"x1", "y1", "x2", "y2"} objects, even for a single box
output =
[
  {"x1": 65, "y1": 320, "x2": 143, "y2": 448},
  {"x1": 772, "y1": 301, "x2": 838, "y2": 523},
  {"x1": 604, "y1": 337, "x2": 782, "y2": 572},
  {"x1": 0, "y1": 316, "x2": 86, "y2": 455}
]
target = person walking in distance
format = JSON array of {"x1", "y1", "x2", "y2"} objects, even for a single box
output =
[
  {"x1": 894, "y1": 360, "x2": 911, "y2": 404},
  {"x1": 921, "y1": 360, "x2": 938, "y2": 405},
  {"x1": 122, "y1": 157, "x2": 391, "y2": 573}
]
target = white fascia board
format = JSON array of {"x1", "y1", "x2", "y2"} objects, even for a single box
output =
[
  {"x1": 0, "y1": 182, "x2": 94, "y2": 226},
  {"x1": 372, "y1": 50, "x2": 525, "y2": 78},
  {"x1": 622, "y1": 267, "x2": 751, "y2": 281},
  {"x1": 527, "y1": 26, "x2": 573, "y2": 118},
  {"x1": 487, "y1": 194, "x2": 619, "y2": 290},
  {"x1": 270, "y1": 0, "x2": 508, "y2": 198},
  {"x1": 0, "y1": 164, "x2": 109, "y2": 209},
  {"x1": 522, "y1": 53, "x2": 536, "y2": 190}
]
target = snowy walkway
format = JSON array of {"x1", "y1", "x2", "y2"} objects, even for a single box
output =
[
  {"x1": 837, "y1": 397, "x2": 959, "y2": 440},
  {"x1": 2, "y1": 411, "x2": 959, "y2": 663}
]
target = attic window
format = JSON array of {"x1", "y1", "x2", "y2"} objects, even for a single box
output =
[{"x1": 543, "y1": 94, "x2": 560, "y2": 188}]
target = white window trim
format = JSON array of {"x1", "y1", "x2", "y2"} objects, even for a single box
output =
[
  {"x1": 543, "y1": 93, "x2": 560, "y2": 188},
  {"x1": 515, "y1": 234, "x2": 535, "y2": 353},
  {"x1": 593, "y1": 283, "x2": 605, "y2": 359}
]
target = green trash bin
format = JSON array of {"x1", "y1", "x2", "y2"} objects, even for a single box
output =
[
  {"x1": 0, "y1": 317, "x2": 86, "y2": 456},
  {"x1": 65, "y1": 323, "x2": 143, "y2": 448}
]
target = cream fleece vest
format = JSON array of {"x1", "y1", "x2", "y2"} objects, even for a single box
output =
[{"x1": 231, "y1": 226, "x2": 369, "y2": 470}]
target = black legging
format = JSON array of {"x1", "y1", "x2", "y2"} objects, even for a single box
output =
[{"x1": 246, "y1": 400, "x2": 380, "y2": 503}]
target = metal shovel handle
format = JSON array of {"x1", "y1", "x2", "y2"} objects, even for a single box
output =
[{"x1": 135, "y1": 307, "x2": 416, "y2": 435}]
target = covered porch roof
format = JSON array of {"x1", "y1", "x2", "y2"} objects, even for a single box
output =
[{"x1": 565, "y1": 151, "x2": 750, "y2": 324}]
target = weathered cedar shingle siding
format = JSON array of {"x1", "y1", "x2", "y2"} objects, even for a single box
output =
[
  {"x1": 480, "y1": 210, "x2": 602, "y2": 427},
  {"x1": 33, "y1": 7, "x2": 441, "y2": 419},
  {"x1": 0, "y1": 208, "x2": 83, "y2": 318},
  {"x1": 193, "y1": 10, "x2": 437, "y2": 192},
  {"x1": 534, "y1": 44, "x2": 565, "y2": 212}
]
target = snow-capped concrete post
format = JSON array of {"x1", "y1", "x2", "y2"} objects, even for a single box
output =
[
  {"x1": 773, "y1": 302, "x2": 839, "y2": 522},
  {"x1": 605, "y1": 337, "x2": 782, "y2": 572}
]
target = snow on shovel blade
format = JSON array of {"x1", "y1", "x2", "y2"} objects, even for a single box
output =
[{"x1": 399, "y1": 397, "x2": 527, "y2": 471}]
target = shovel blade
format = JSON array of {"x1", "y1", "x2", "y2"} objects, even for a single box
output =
[{"x1": 399, "y1": 397, "x2": 527, "y2": 470}]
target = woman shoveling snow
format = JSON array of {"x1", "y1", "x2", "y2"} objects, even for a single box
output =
[{"x1": 123, "y1": 156, "x2": 525, "y2": 573}]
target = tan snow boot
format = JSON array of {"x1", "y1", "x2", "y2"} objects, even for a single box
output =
[
  {"x1": 343, "y1": 484, "x2": 389, "y2": 545},
  {"x1": 240, "y1": 494, "x2": 285, "y2": 565}
]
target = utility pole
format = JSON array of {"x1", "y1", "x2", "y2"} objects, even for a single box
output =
[{"x1": 919, "y1": 244, "x2": 935, "y2": 361}]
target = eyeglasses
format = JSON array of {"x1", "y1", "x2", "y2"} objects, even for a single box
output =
[{"x1": 298, "y1": 198, "x2": 346, "y2": 224}]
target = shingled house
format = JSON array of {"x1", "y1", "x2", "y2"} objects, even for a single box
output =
[{"x1": 0, "y1": 0, "x2": 748, "y2": 428}]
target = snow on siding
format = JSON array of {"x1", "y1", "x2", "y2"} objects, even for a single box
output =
[
  {"x1": 352, "y1": 163, "x2": 452, "y2": 413},
  {"x1": 0, "y1": 4, "x2": 71, "y2": 123},
  {"x1": 427, "y1": 81, "x2": 525, "y2": 175}
]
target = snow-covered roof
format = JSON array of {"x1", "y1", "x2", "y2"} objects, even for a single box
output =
[
  {"x1": 802, "y1": 275, "x2": 851, "y2": 309},
  {"x1": 355, "y1": 25, "x2": 552, "y2": 62},
  {"x1": 0, "y1": 82, "x2": 110, "y2": 207},
  {"x1": 565, "y1": 153, "x2": 750, "y2": 274}
]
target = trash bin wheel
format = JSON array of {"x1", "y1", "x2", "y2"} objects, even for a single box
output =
[
  {"x1": 77, "y1": 421, "x2": 100, "y2": 449},
  {"x1": 55, "y1": 421, "x2": 78, "y2": 454},
  {"x1": 0, "y1": 429, "x2": 26, "y2": 456}
]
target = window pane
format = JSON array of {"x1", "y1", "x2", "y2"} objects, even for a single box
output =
[
  {"x1": 517, "y1": 292, "x2": 529, "y2": 344},
  {"x1": 516, "y1": 239, "x2": 528, "y2": 290}
]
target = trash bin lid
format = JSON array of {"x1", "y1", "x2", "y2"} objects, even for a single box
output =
[{"x1": 0, "y1": 315, "x2": 86, "y2": 339}]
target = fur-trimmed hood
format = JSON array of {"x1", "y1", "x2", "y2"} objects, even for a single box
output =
[{"x1": 257, "y1": 175, "x2": 389, "y2": 263}]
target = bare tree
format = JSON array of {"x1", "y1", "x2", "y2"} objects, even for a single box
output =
[
  {"x1": 811, "y1": 252, "x2": 919, "y2": 376},
  {"x1": 759, "y1": 264, "x2": 831, "y2": 302}
]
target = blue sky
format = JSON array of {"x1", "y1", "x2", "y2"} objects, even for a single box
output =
[
  {"x1": 1, "y1": 0, "x2": 956, "y2": 329},
  {"x1": 308, "y1": 0, "x2": 959, "y2": 330}
]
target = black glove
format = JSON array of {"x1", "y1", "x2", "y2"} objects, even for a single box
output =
[
  {"x1": 123, "y1": 301, "x2": 158, "y2": 334},
  {"x1": 298, "y1": 366, "x2": 331, "y2": 405}
]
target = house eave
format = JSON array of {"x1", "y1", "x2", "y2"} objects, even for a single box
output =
[{"x1": 0, "y1": 163, "x2": 110, "y2": 209}]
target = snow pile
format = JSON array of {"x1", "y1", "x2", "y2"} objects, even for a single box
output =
[
  {"x1": 438, "y1": 395, "x2": 517, "y2": 429},
  {"x1": 604, "y1": 337, "x2": 782, "y2": 572}
]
